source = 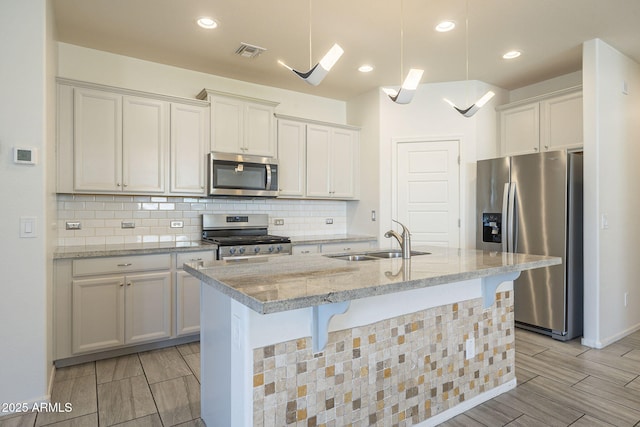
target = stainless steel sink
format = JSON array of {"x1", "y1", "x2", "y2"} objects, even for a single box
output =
[
  {"x1": 366, "y1": 250, "x2": 431, "y2": 258},
  {"x1": 324, "y1": 250, "x2": 430, "y2": 261}
]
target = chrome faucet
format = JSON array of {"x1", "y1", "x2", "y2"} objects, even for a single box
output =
[{"x1": 384, "y1": 220, "x2": 412, "y2": 259}]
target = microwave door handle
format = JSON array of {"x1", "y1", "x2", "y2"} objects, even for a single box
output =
[{"x1": 265, "y1": 164, "x2": 272, "y2": 190}]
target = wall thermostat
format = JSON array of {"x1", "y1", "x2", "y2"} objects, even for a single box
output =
[{"x1": 13, "y1": 147, "x2": 37, "y2": 165}]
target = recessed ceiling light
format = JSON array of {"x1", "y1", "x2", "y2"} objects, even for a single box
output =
[
  {"x1": 435, "y1": 21, "x2": 456, "y2": 32},
  {"x1": 197, "y1": 17, "x2": 218, "y2": 29},
  {"x1": 503, "y1": 50, "x2": 522, "y2": 59},
  {"x1": 358, "y1": 65, "x2": 374, "y2": 73}
]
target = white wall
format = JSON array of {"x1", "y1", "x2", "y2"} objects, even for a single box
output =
[
  {"x1": 509, "y1": 71, "x2": 582, "y2": 102},
  {"x1": 57, "y1": 43, "x2": 347, "y2": 124},
  {"x1": 582, "y1": 39, "x2": 640, "y2": 348},
  {"x1": 346, "y1": 89, "x2": 381, "y2": 236},
  {"x1": 0, "y1": 0, "x2": 54, "y2": 405},
  {"x1": 373, "y1": 81, "x2": 507, "y2": 248}
]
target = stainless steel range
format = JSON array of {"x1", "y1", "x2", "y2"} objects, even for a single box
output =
[{"x1": 202, "y1": 214, "x2": 292, "y2": 260}]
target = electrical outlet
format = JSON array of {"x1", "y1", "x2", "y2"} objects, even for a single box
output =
[
  {"x1": 66, "y1": 221, "x2": 81, "y2": 230},
  {"x1": 121, "y1": 221, "x2": 135, "y2": 229},
  {"x1": 465, "y1": 338, "x2": 475, "y2": 360},
  {"x1": 274, "y1": 219, "x2": 284, "y2": 226},
  {"x1": 170, "y1": 220, "x2": 184, "y2": 228},
  {"x1": 326, "y1": 218, "x2": 333, "y2": 224}
]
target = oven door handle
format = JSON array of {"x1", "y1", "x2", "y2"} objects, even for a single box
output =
[
  {"x1": 221, "y1": 253, "x2": 290, "y2": 262},
  {"x1": 265, "y1": 164, "x2": 272, "y2": 190}
]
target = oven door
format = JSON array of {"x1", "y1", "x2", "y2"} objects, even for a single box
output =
[{"x1": 208, "y1": 152, "x2": 279, "y2": 197}]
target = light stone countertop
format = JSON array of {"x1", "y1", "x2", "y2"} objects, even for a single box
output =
[
  {"x1": 184, "y1": 246, "x2": 561, "y2": 314},
  {"x1": 53, "y1": 241, "x2": 217, "y2": 259},
  {"x1": 290, "y1": 234, "x2": 377, "y2": 245}
]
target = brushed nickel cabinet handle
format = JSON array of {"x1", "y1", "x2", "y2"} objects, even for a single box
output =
[
  {"x1": 117, "y1": 263, "x2": 132, "y2": 267},
  {"x1": 127, "y1": 282, "x2": 132, "y2": 286}
]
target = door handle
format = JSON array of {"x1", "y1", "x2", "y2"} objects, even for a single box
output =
[
  {"x1": 508, "y1": 183, "x2": 517, "y2": 252},
  {"x1": 501, "y1": 183, "x2": 509, "y2": 253},
  {"x1": 265, "y1": 164, "x2": 272, "y2": 190}
]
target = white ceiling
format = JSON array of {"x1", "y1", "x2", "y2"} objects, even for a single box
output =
[{"x1": 51, "y1": 0, "x2": 640, "y2": 101}]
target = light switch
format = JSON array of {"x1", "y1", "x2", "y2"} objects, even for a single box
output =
[{"x1": 20, "y1": 216, "x2": 37, "y2": 238}]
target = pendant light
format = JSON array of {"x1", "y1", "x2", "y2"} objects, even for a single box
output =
[
  {"x1": 277, "y1": 0, "x2": 343, "y2": 86},
  {"x1": 443, "y1": 0, "x2": 494, "y2": 117},
  {"x1": 383, "y1": 0, "x2": 424, "y2": 104}
]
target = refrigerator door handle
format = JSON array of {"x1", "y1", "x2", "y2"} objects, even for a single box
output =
[
  {"x1": 502, "y1": 183, "x2": 510, "y2": 252},
  {"x1": 508, "y1": 182, "x2": 517, "y2": 252}
]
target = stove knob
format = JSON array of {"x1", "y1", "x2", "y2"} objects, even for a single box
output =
[
  {"x1": 254, "y1": 246, "x2": 261, "y2": 253},
  {"x1": 229, "y1": 248, "x2": 236, "y2": 255},
  {"x1": 276, "y1": 245, "x2": 283, "y2": 252},
  {"x1": 267, "y1": 246, "x2": 274, "y2": 253},
  {"x1": 238, "y1": 247, "x2": 246, "y2": 254}
]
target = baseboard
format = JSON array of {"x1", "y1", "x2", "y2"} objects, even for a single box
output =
[
  {"x1": 54, "y1": 334, "x2": 200, "y2": 367},
  {"x1": 415, "y1": 378, "x2": 518, "y2": 426},
  {"x1": 582, "y1": 322, "x2": 640, "y2": 349}
]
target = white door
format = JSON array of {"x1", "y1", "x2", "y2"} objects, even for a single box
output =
[
  {"x1": 245, "y1": 103, "x2": 276, "y2": 157},
  {"x1": 330, "y1": 128, "x2": 357, "y2": 199},
  {"x1": 170, "y1": 103, "x2": 208, "y2": 195},
  {"x1": 125, "y1": 272, "x2": 172, "y2": 344},
  {"x1": 277, "y1": 119, "x2": 306, "y2": 197},
  {"x1": 175, "y1": 271, "x2": 201, "y2": 336},
  {"x1": 394, "y1": 139, "x2": 460, "y2": 247}
]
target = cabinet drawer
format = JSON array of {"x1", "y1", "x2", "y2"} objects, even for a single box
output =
[
  {"x1": 176, "y1": 250, "x2": 216, "y2": 269},
  {"x1": 321, "y1": 241, "x2": 373, "y2": 254},
  {"x1": 73, "y1": 254, "x2": 171, "y2": 277},
  {"x1": 292, "y1": 244, "x2": 320, "y2": 255}
]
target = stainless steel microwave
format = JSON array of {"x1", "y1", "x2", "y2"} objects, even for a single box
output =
[{"x1": 208, "y1": 152, "x2": 279, "y2": 197}]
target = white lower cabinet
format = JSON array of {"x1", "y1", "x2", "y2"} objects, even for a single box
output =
[
  {"x1": 175, "y1": 271, "x2": 201, "y2": 336},
  {"x1": 55, "y1": 251, "x2": 212, "y2": 360},
  {"x1": 71, "y1": 271, "x2": 171, "y2": 354}
]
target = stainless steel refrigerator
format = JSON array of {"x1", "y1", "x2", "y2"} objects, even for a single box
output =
[{"x1": 476, "y1": 150, "x2": 583, "y2": 341}]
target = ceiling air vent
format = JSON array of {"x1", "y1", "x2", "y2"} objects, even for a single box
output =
[{"x1": 235, "y1": 42, "x2": 267, "y2": 58}]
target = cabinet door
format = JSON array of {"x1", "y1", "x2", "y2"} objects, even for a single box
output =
[
  {"x1": 122, "y1": 96, "x2": 167, "y2": 193},
  {"x1": 211, "y1": 96, "x2": 243, "y2": 154},
  {"x1": 500, "y1": 103, "x2": 540, "y2": 156},
  {"x1": 72, "y1": 276, "x2": 125, "y2": 353},
  {"x1": 306, "y1": 125, "x2": 331, "y2": 197},
  {"x1": 125, "y1": 272, "x2": 172, "y2": 344},
  {"x1": 541, "y1": 92, "x2": 583, "y2": 151},
  {"x1": 277, "y1": 120, "x2": 306, "y2": 197},
  {"x1": 245, "y1": 103, "x2": 276, "y2": 157},
  {"x1": 170, "y1": 103, "x2": 208, "y2": 195},
  {"x1": 176, "y1": 271, "x2": 200, "y2": 336},
  {"x1": 330, "y1": 128, "x2": 357, "y2": 199},
  {"x1": 73, "y1": 88, "x2": 122, "y2": 192}
]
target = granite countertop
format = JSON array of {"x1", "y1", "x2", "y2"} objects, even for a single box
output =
[
  {"x1": 290, "y1": 234, "x2": 377, "y2": 245},
  {"x1": 54, "y1": 241, "x2": 217, "y2": 259},
  {"x1": 184, "y1": 246, "x2": 561, "y2": 314}
]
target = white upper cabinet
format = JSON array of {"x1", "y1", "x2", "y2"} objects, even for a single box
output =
[
  {"x1": 277, "y1": 119, "x2": 306, "y2": 197},
  {"x1": 73, "y1": 87, "x2": 123, "y2": 192},
  {"x1": 306, "y1": 123, "x2": 359, "y2": 199},
  {"x1": 498, "y1": 87, "x2": 583, "y2": 156},
  {"x1": 541, "y1": 91, "x2": 584, "y2": 152},
  {"x1": 122, "y1": 96, "x2": 168, "y2": 193},
  {"x1": 199, "y1": 89, "x2": 278, "y2": 158},
  {"x1": 170, "y1": 103, "x2": 209, "y2": 195},
  {"x1": 57, "y1": 79, "x2": 209, "y2": 196}
]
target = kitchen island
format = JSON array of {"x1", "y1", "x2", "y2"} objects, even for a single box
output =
[{"x1": 184, "y1": 247, "x2": 560, "y2": 426}]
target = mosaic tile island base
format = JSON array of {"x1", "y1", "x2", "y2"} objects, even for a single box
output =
[{"x1": 185, "y1": 246, "x2": 560, "y2": 426}]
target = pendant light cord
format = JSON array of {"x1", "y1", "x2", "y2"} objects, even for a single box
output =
[
  {"x1": 309, "y1": 0, "x2": 313, "y2": 69},
  {"x1": 465, "y1": 0, "x2": 469, "y2": 104},
  {"x1": 400, "y1": 0, "x2": 404, "y2": 82}
]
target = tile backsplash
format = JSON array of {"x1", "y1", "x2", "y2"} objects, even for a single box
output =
[{"x1": 57, "y1": 194, "x2": 347, "y2": 246}]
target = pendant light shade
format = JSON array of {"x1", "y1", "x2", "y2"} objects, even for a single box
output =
[
  {"x1": 444, "y1": 91, "x2": 495, "y2": 117},
  {"x1": 383, "y1": 68, "x2": 424, "y2": 104},
  {"x1": 445, "y1": 0, "x2": 494, "y2": 117},
  {"x1": 278, "y1": 43, "x2": 344, "y2": 86},
  {"x1": 384, "y1": 0, "x2": 423, "y2": 104},
  {"x1": 278, "y1": 0, "x2": 343, "y2": 86}
]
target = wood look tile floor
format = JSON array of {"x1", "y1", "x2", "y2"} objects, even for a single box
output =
[{"x1": 2, "y1": 329, "x2": 640, "y2": 426}]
